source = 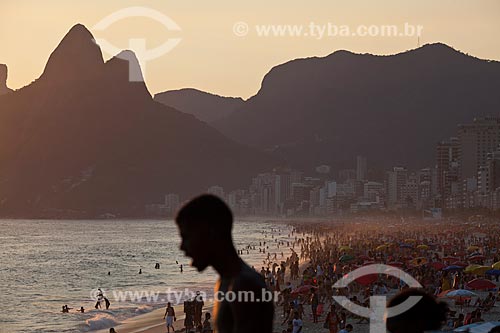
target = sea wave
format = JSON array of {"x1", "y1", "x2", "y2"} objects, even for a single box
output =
[{"x1": 83, "y1": 312, "x2": 119, "y2": 331}]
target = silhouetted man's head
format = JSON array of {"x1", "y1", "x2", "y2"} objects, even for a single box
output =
[
  {"x1": 176, "y1": 194, "x2": 234, "y2": 271},
  {"x1": 386, "y1": 288, "x2": 448, "y2": 333}
]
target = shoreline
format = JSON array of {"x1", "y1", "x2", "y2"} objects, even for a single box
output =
[
  {"x1": 88, "y1": 221, "x2": 300, "y2": 332},
  {"x1": 95, "y1": 301, "x2": 215, "y2": 333}
]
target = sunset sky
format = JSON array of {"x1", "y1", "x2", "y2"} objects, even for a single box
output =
[{"x1": 1, "y1": 0, "x2": 499, "y2": 99}]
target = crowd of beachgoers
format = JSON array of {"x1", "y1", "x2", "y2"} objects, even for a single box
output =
[{"x1": 255, "y1": 217, "x2": 500, "y2": 333}]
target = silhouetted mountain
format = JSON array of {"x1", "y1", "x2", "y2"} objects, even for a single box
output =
[
  {"x1": 0, "y1": 24, "x2": 277, "y2": 218},
  {"x1": 213, "y1": 43, "x2": 500, "y2": 171},
  {"x1": 154, "y1": 88, "x2": 244, "y2": 124},
  {"x1": 0, "y1": 64, "x2": 13, "y2": 95}
]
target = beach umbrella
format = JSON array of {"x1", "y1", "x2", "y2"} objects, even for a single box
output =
[
  {"x1": 354, "y1": 273, "x2": 379, "y2": 286},
  {"x1": 291, "y1": 285, "x2": 317, "y2": 295},
  {"x1": 454, "y1": 321, "x2": 500, "y2": 333},
  {"x1": 443, "y1": 265, "x2": 464, "y2": 272},
  {"x1": 400, "y1": 243, "x2": 413, "y2": 249},
  {"x1": 410, "y1": 257, "x2": 428, "y2": 266},
  {"x1": 486, "y1": 269, "x2": 500, "y2": 276},
  {"x1": 339, "y1": 254, "x2": 355, "y2": 263},
  {"x1": 464, "y1": 264, "x2": 481, "y2": 273},
  {"x1": 375, "y1": 245, "x2": 388, "y2": 251},
  {"x1": 417, "y1": 244, "x2": 429, "y2": 250},
  {"x1": 465, "y1": 278, "x2": 496, "y2": 290},
  {"x1": 388, "y1": 261, "x2": 404, "y2": 268},
  {"x1": 339, "y1": 245, "x2": 352, "y2": 252},
  {"x1": 431, "y1": 262, "x2": 446, "y2": 270},
  {"x1": 470, "y1": 266, "x2": 492, "y2": 275},
  {"x1": 443, "y1": 256, "x2": 459, "y2": 261},
  {"x1": 492, "y1": 261, "x2": 500, "y2": 270},
  {"x1": 405, "y1": 238, "x2": 417, "y2": 243},
  {"x1": 451, "y1": 261, "x2": 468, "y2": 267},
  {"x1": 446, "y1": 289, "x2": 478, "y2": 298},
  {"x1": 467, "y1": 245, "x2": 480, "y2": 252},
  {"x1": 437, "y1": 289, "x2": 453, "y2": 298},
  {"x1": 469, "y1": 255, "x2": 486, "y2": 262}
]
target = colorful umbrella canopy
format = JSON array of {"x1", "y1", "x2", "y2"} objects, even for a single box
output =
[
  {"x1": 399, "y1": 243, "x2": 413, "y2": 249},
  {"x1": 469, "y1": 255, "x2": 486, "y2": 262},
  {"x1": 470, "y1": 266, "x2": 492, "y2": 275},
  {"x1": 437, "y1": 289, "x2": 452, "y2": 298},
  {"x1": 388, "y1": 261, "x2": 404, "y2": 267},
  {"x1": 431, "y1": 262, "x2": 446, "y2": 270},
  {"x1": 339, "y1": 245, "x2": 352, "y2": 252},
  {"x1": 446, "y1": 289, "x2": 478, "y2": 298},
  {"x1": 464, "y1": 264, "x2": 482, "y2": 273},
  {"x1": 454, "y1": 321, "x2": 500, "y2": 333},
  {"x1": 486, "y1": 269, "x2": 500, "y2": 276},
  {"x1": 375, "y1": 245, "x2": 388, "y2": 251},
  {"x1": 405, "y1": 239, "x2": 417, "y2": 243},
  {"x1": 417, "y1": 244, "x2": 429, "y2": 250},
  {"x1": 467, "y1": 246, "x2": 480, "y2": 252},
  {"x1": 291, "y1": 285, "x2": 318, "y2": 295},
  {"x1": 465, "y1": 278, "x2": 496, "y2": 290},
  {"x1": 452, "y1": 261, "x2": 468, "y2": 267},
  {"x1": 443, "y1": 265, "x2": 464, "y2": 271},
  {"x1": 354, "y1": 273, "x2": 379, "y2": 286},
  {"x1": 443, "y1": 256, "x2": 459, "y2": 261},
  {"x1": 410, "y1": 257, "x2": 428, "y2": 266},
  {"x1": 339, "y1": 254, "x2": 355, "y2": 262},
  {"x1": 492, "y1": 261, "x2": 500, "y2": 270}
]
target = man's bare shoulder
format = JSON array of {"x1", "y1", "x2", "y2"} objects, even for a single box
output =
[{"x1": 231, "y1": 261, "x2": 267, "y2": 292}]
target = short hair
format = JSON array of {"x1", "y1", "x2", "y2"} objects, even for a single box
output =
[
  {"x1": 176, "y1": 194, "x2": 233, "y2": 232},
  {"x1": 386, "y1": 288, "x2": 448, "y2": 333}
]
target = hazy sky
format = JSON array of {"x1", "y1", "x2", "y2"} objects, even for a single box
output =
[{"x1": 1, "y1": 0, "x2": 499, "y2": 99}]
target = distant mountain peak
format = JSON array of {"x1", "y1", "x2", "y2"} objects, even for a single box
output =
[
  {"x1": 0, "y1": 64, "x2": 12, "y2": 95},
  {"x1": 40, "y1": 24, "x2": 104, "y2": 83},
  {"x1": 107, "y1": 50, "x2": 144, "y2": 82},
  {"x1": 154, "y1": 88, "x2": 245, "y2": 124}
]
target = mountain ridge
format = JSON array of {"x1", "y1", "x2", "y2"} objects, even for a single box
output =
[
  {"x1": 210, "y1": 42, "x2": 500, "y2": 171},
  {"x1": 154, "y1": 88, "x2": 245, "y2": 124},
  {"x1": 0, "y1": 24, "x2": 278, "y2": 218}
]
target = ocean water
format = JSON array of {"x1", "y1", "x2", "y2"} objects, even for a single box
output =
[{"x1": 0, "y1": 219, "x2": 294, "y2": 333}]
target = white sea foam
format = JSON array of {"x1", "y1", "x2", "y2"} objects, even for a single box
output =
[{"x1": 84, "y1": 312, "x2": 119, "y2": 331}]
